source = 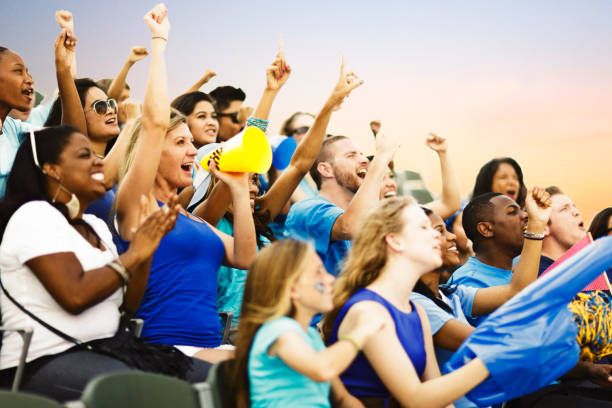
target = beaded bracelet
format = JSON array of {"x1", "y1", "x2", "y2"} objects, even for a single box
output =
[
  {"x1": 339, "y1": 334, "x2": 361, "y2": 352},
  {"x1": 523, "y1": 231, "x2": 545, "y2": 240},
  {"x1": 246, "y1": 117, "x2": 269, "y2": 133},
  {"x1": 107, "y1": 259, "x2": 131, "y2": 285}
]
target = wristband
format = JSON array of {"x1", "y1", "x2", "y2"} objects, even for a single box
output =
[
  {"x1": 523, "y1": 231, "x2": 545, "y2": 240},
  {"x1": 339, "y1": 334, "x2": 361, "y2": 352},
  {"x1": 152, "y1": 36, "x2": 168, "y2": 42},
  {"x1": 246, "y1": 117, "x2": 268, "y2": 133}
]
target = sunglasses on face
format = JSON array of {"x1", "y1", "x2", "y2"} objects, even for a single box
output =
[
  {"x1": 87, "y1": 98, "x2": 118, "y2": 116},
  {"x1": 218, "y1": 111, "x2": 240, "y2": 124},
  {"x1": 291, "y1": 126, "x2": 310, "y2": 136}
]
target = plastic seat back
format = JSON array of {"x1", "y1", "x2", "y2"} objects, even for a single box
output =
[
  {"x1": 81, "y1": 371, "x2": 200, "y2": 408},
  {"x1": 0, "y1": 390, "x2": 64, "y2": 408}
]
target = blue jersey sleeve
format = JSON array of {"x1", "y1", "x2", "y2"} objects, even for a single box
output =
[{"x1": 285, "y1": 198, "x2": 343, "y2": 258}]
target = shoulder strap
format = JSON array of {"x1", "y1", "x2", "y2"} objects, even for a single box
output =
[{"x1": 0, "y1": 274, "x2": 84, "y2": 347}]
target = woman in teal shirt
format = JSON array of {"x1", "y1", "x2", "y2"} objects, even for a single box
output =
[{"x1": 232, "y1": 239, "x2": 383, "y2": 408}]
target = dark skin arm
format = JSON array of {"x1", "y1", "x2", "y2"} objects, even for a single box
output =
[
  {"x1": 26, "y1": 196, "x2": 179, "y2": 315},
  {"x1": 26, "y1": 252, "x2": 133, "y2": 315},
  {"x1": 55, "y1": 29, "x2": 87, "y2": 135},
  {"x1": 562, "y1": 361, "x2": 612, "y2": 387},
  {"x1": 192, "y1": 174, "x2": 232, "y2": 226}
]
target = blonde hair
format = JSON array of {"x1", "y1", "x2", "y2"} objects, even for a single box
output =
[
  {"x1": 322, "y1": 196, "x2": 415, "y2": 341},
  {"x1": 117, "y1": 108, "x2": 187, "y2": 184},
  {"x1": 232, "y1": 239, "x2": 313, "y2": 408}
]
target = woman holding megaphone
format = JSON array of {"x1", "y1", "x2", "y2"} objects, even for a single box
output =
[
  {"x1": 216, "y1": 51, "x2": 365, "y2": 342},
  {"x1": 114, "y1": 4, "x2": 257, "y2": 364}
]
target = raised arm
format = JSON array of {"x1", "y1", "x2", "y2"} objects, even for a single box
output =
[
  {"x1": 186, "y1": 68, "x2": 216, "y2": 93},
  {"x1": 206, "y1": 163, "x2": 257, "y2": 269},
  {"x1": 471, "y1": 186, "x2": 552, "y2": 316},
  {"x1": 423, "y1": 133, "x2": 461, "y2": 220},
  {"x1": 116, "y1": 3, "x2": 170, "y2": 240},
  {"x1": 102, "y1": 111, "x2": 138, "y2": 189},
  {"x1": 331, "y1": 129, "x2": 398, "y2": 241},
  {"x1": 54, "y1": 28, "x2": 87, "y2": 135},
  {"x1": 107, "y1": 46, "x2": 149, "y2": 101},
  {"x1": 252, "y1": 44, "x2": 291, "y2": 122},
  {"x1": 55, "y1": 10, "x2": 77, "y2": 78},
  {"x1": 260, "y1": 55, "x2": 363, "y2": 220}
]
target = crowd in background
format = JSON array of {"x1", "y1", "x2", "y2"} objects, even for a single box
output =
[{"x1": 1, "y1": 4, "x2": 611, "y2": 408}]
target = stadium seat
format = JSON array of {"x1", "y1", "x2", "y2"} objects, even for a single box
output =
[
  {"x1": 206, "y1": 360, "x2": 235, "y2": 408},
  {"x1": 79, "y1": 371, "x2": 201, "y2": 408},
  {"x1": 0, "y1": 390, "x2": 64, "y2": 408}
]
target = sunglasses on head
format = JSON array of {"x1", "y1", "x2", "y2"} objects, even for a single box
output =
[
  {"x1": 291, "y1": 126, "x2": 310, "y2": 136},
  {"x1": 218, "y1": 111, "x2": 240, "y2": 124},
  {"x1": 87, "y1": 98, "x2": 118, "y2": 116}
]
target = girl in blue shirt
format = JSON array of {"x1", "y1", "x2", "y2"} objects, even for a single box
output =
[{"x1": 232, "y1": 239, "x2": 383, "y2": 408}]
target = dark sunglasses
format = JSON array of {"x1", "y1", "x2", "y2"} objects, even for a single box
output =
[
  {"x1": 218, "y1": 111, "x2": 240, "y2": 124},
  {"x1": 291, "y1": 126, "x2": 310, "y2": 136},
  {"x1": 87, "y1": 98, "x2": 118, "y2": 115}
]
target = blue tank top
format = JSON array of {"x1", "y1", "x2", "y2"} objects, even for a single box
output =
[
  {"x1": 137, "y1": 211, "x2": 225, "y2": 347},
  {"x1": 330, "y1": 288, "x2": 427, "y2": 398}
]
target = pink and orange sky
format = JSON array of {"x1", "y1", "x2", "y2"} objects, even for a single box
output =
[{"x1": 3, "y1": 0, "x2": 611, "y2": 221}]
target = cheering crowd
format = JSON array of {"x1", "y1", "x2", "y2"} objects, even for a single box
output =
[{"x1": 1, "y1": 4, "x2": 612, "y2": 408}]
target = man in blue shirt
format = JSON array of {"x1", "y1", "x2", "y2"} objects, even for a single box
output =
[
  {"x1": 285, "y1": 132, "x2": 397, "y2": 275},
  {"x1": 448, "y1": 192, "x2": 541, "y2": 326}
]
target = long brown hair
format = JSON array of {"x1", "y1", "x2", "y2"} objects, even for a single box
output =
[
  {"x1": 232, "y1": 239, "x2": 313, "y2": 408},
  {"x1": 322, "y1": 196, "x2": 415, "y2": 341}
]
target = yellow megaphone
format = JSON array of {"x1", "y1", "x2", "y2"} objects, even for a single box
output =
[{"x1": 200, "y1": 126, "x2": 273, "y2": 174}]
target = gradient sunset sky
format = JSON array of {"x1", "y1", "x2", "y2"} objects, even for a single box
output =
[{"x1": 3, "y1": 0, "x2": 611, "y2": 221}]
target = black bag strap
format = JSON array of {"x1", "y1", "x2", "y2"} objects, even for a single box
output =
[{"x1": 0, "y1": 273, "x2": 86, "y2": 348}]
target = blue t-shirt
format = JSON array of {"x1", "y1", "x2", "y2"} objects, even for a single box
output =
[
  {"x1": 26, "y1": 103, "x2": 53, "y2": 127},
  {"x1": 85, "y1": 186, "x2": 115, "y2": 224},
  {"x1": 216, "y1": 216, "x2": 270, "y2": 327},
  {"x1": 410, "y1": 285, "x2": 481, "y2": 408},
  {"x1": 285, "y1": 197, "x2": 351, "y2": 276},
  {"x1": 446, "y1": 257, "x2": 512, "y2": 326},
  {"x1": 538, "y1": 255, "x2": 555, "y2": 277},
  {"x1": 137, "y1": 212, "x2": 225, "y2": 347},
  {"x1": 249, "y1": 316, "x2": 330, "y2": 408},
  {"x1": 0, "y1": 117, "x2": 33, "y2": 199}
]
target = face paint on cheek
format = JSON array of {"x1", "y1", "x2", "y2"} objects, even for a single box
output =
[{"x1": 313, "y1": 282, "x2": 325, "y2": 293}]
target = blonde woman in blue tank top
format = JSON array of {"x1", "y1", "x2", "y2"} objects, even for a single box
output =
[
  {"x1": 323, "y1": 197, "x2": 491, "y2": 408},
  {"x1": 114, "y1": 4, "x2": 257, "y2": 364}
]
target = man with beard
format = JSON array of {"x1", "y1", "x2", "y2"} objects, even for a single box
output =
[
  {"x1": 285, "y1": 133, "x2": 397, "y2": 275},
  {"x1": 538, "y1": 186, "x2": 587, "y2": 275}
]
